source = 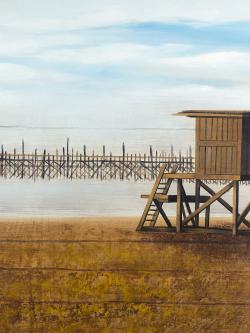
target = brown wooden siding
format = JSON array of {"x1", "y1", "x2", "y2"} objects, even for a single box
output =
[
  {"x1": 242, "y1": 117, "x2": 250, "y2": 175},
  {"x1": 196, "y1": 117, "x2": 242, "y2": 176}
]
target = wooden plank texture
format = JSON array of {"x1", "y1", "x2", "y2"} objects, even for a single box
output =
[
  {"x1": 196, "y1": 115, "x2": 244, "y2": 177},
  {"x1": 176, "y1": 179, "x2": 183, "y2": 232},
  {"x1": 232, "y1": 181, "x2": 239, "y2": 236},
  {"x1": 141, "y1": 194, "x2": 210, "y2": 203}
]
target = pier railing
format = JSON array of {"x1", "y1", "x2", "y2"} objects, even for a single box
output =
[{"x1": 0, "y1": 144, "x2": 194, "y2": 181}]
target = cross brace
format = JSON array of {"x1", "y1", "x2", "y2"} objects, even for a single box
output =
[{"x1": 138, "y1": 170, "x2": 250, "y2": 236}]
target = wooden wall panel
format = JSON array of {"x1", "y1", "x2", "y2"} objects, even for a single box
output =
[
  {"x1": 247, "y1": 119, "x2": 250, "y2": 174},
  {"x1": 196, "y1": 117, "x2": 243, "y2": 177},
  {"x1": 215, "y1": 147, "x2": 222, "y2": 174},
  {"x1": 205, "y1": 146, "x2": 212, "y2": 174},
  {"x1": 227, "y1": 118, "x2": 233, "y2": 141},
  {"x1": 211, "y1": 146, "x2": 217, "y2": 174},
  {"x1": 206, "y1": 118, "x2": 212, "y2": 139},
  {"x1": 232, "y1": 118, "x2": 239, "y2": 141},
  {"x1": 222, "y1": 118, "x2": 228, "y2": 141},
  {"x1": 199, "y1": 118, "x2": 206, "y2": 140},
  {"x1": 199, "y1": 146, "x2": 206, "y2": 173},
  {"x1": 226, "y1": 147, "x2": 233, "y2": 174},
  {"x1": 211, "y1": 118, "x2": 217, "y2": 140},
  {"x1": 217, "y1": 118, "x2": 223, "y2": 141},
  {"x1": 231, "y1": 147, "x2": 238, "y2": 174},
  {"x1": 242, "y1": 117, "x2": 250, "y2": 175},
  {"x1": 221, "y1": 146, "x2": 227, "y2": 174}
]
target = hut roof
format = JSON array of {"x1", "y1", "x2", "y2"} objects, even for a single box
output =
[{"x1": 175, "y1": 110, "x2": 250, "y2": 118}]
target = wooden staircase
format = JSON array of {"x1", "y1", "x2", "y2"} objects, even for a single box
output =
[{"x1": 136, "y1": 164, "x2": 177, "y2": 231}]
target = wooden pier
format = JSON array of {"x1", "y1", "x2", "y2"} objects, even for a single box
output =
[{"x1": 0, "y1": 143, "x2": 194, "y2": 181}]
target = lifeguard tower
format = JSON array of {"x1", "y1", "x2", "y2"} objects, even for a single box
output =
[{"x1": 137, "y1": 110, "x2": 250, "y2": 236}]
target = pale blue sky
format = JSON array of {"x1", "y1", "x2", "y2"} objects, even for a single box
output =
[{"x1": 1, "y1": 0, "x2": 250, "y2": 129}]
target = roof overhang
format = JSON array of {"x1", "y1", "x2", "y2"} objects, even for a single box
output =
[{"x1": 175, "y1": 110, "x2": 250, "y2": 118}]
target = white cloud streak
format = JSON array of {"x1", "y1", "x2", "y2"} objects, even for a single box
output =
[
  {"x1": 1, "y1": 83, "x2": 250, "y2": 128},
  {"x1": 143, "y1": 51, "x2": 250, "y2": 85},
  {"x1": 37, "y1": 43, "x2": 250, "y2": 86},
  {"x1": 1, "y1": 0, "x2": 250, "y2": 33},
  {"x1": 1, "y1": 1, "x2": 250, "y2": 128},
  {"x1": 0, "y1": 63, "x2": 80, "y2": 85}
]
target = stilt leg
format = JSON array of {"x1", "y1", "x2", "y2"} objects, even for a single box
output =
[
  {"x1": 232, "y1": 180, "x2": 239, "y2": 237},
  {"x1": 176, "y1": 179, "x2": 182, "y2": 232},
  {"x1": 205, "y1": 206, "x2": 210, "y2": 228},
  {"x1": 195, "y1": 180, "x2": 201, "y2": 227}
]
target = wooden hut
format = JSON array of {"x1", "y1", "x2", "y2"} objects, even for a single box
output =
[
  {"x1": 177, "y1": 110, "x2": 250, "y2": 180},
  {"x1": 137, "y1": 110, "x2": 250, "y2": 236}
]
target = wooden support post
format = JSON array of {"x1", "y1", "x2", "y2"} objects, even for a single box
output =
[
  {"x1": 62, "y1": 147, "x2": 65, "y2": 177},
  {"x1": 205, "y1": 206, "x2": 210, "y2": 228},
  {"x1": 195, "y1": 180, "x2": 201, "y2": 227},
  {"x1": 182, "y1": 202, "x2": 186, "y2": 220},
  {"x1": 0, "y1": 145, "x2": 3, "y2": 177},
  {"x1": 150, "y1": 145, "x2": 154, "y2": 180},
  {"x1": 48, "y1": 153, "x2": 51, "y2": 180},
  {"x1": 42, "y1": 149, "x2": 46, "y2": 179},
  {"x1": 232, "y1": 180, "x2": 239, "y2": 237},
  {"x1": 83, "y1": 145, "x2": 86, "y2": 178},
  {"x1": 66, "y1": 138, "x2": 69, "y2": 178},
  {"x1": 21, "y1": 140, "x2": 25, "y2": 179},
  {"x1": 181, "y1": 184, "x2": 195, "y2": 226},
  {"x1": 176, "y1": 179, "x2": 182, "y2": 232},
  {"x1": 122, "y1": 143, "x2": 125, "y2": 180},
  {"x1": 22, "y1": 139, "x2": 24, "y2": 155}
]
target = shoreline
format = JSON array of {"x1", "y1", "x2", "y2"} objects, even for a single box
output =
[{"x1": 0, "y1": 216, "x2": 249, "y2": 242}]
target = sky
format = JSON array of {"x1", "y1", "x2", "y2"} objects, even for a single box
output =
[{"x1": 1, "y1": 0, "x2": 250, "y2": 129}]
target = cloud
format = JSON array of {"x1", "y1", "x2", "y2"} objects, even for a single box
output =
[
  {"x1": 1, "y1": 82, "x2": 250, "y2": 129},
  {"x1": 142, "y1": 50, "x2": 250, "y2": 85},
  {"x1": 37, "y1": 43, "x2": 150, "y2": 65},
  {"x1": 0, "y1": 1, "x2": 250, "y2": 129},
  {"x1": 0, "y1": 32, "x2": 83, "y2": 58},
  {"x1": 0, "y1": 63, "x2": 79, "y2": 86},
  {"x1": 1, "y1": 0, "x2": 250, "y2": 33},
  {"x1": 37, "y1": 41, "x2": 250, "y2": 86},
  {"x1": 0, "y1": 63, "x2": 36, "y2": 84}
]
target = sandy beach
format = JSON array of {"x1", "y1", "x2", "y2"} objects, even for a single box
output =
[
  {"x1": 0, "y1": 215, "x2": 248, "y2": 240},
  {"x1": 0, "y1": 216, "x2": 250, "y2": 332}
]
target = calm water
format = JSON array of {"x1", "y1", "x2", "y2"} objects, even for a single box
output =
[
  {"x1": 0, "y1": 126, "x2": 194, "y2": 154},
  {"x1": 0, "y1": 127, "x2": 249, "y2": 217}
]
